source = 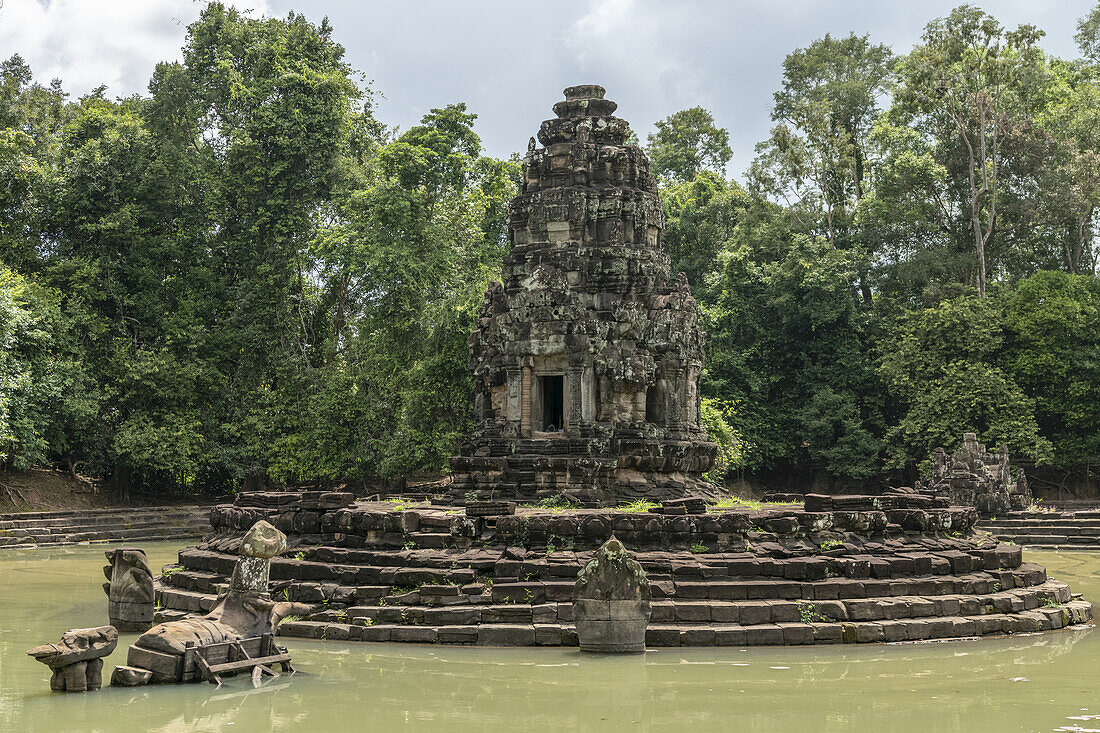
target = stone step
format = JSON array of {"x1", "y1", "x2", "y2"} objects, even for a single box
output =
[
  {"x1": 0, "y1": 507, "x2": 207, "y2": 530},
  {"x1": 0, "y1": 525, "x2": 206, "y2": 549},
  {"x1": 994, "y1": 534, "x2": 1100, "y2": 546},
  {"x1": 156, "y1": 573, "x2": 1067, "y2": 632},
  {"x1": 155, "y1": 587, "x2": 219, "y2": 615},
  {"x1": 980, "y1": 519, "x2": 1100, "y2": 527},
  {"x1": 306, "y1": 582, "x2": 1069, "y2": 627},
  {"x1": 272, "y1": 599, "x2": 1092, "y2": 646},
  {"x1": 176, "y1": 543, "x2": 1026, "y2": 588},
  {"x1": 0, "y1": 517, "x2": 208, "y2": 537},
  {"x1": 983, "y1": 525, "x2": 1100, "y2": 535}
]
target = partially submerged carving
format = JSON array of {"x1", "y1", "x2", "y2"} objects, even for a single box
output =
[
  {"x1": 28, "y1": 626, "x2": 117, "y2": 692},
  {"x1": 449, "y1": 85, "x2": 717, "y2": 505},
  {"x1": 927, "y1": 433, "x2": 1032, "y2": 516},
  {"x1": 573, "y1": 537, "x2": 651, "y2": 653},
  {"x1": 103, "y1": 547, "x2": 154, "y2": 632},
  {"x1": 119, "y1": 520, "x2": 304, "y2": 685}
]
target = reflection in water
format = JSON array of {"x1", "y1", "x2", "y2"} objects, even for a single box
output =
[{"x1": 0, "y1": 544, "x2": 1098, "y2": 733}]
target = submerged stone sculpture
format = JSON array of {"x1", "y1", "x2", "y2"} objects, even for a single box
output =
[
  {"x1": 116, "y1": 520, "x2": 306, "y2": 685},
  {"x1": 449, "y1": 84, "x2": 717, "y2": 506},
  {"x1": 103, "y1": 547, "x2": 155, "y2": 632},
  {"x1": 28, "y1": 626, "x2": 117, "y2": 692},
  {"x1": 573, "y1": 537, "x2": 651, "y2": 653},
  {"x1": 926, "y1": 433, "x2": 1032, "y2": 516}
]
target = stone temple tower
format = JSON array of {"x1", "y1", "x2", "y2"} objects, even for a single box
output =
[{"x1": 448, "y1": 85, "x2": 718, "y2": 505}]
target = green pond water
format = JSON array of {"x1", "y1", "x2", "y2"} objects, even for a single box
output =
[{"x1": 1, "y1": 543, "x2": 1099, "y2": 733}]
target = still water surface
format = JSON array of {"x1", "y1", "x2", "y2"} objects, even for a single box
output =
[{"x1": 1, "y1": 542, "x2": 1098, "y2": 732}]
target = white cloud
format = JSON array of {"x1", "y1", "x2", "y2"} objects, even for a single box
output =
[{"x1": 0, "y1": 0, "x2": 269, "y2": 97}]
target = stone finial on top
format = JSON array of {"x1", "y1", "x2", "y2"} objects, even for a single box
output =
[
  {"x1": 564, "y1": 84, "x2": 606, "y2": 100},
  {"x1": 553, "y1": 85, "x2": 618, "y2": 119}
]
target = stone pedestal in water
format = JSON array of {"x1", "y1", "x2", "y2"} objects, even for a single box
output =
[
  {"x1": 27, "y1": 626, "x2": 118, "y2": 692},
  {"x1": 573, "y1": 537, "x2": 651, "y2": 653},
  {"x1": 103, "y1": 547, "x2": 155, "y2": 632}
]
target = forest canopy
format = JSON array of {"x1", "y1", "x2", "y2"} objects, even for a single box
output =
[{"x1": 2, "y1": 3, "x2": 1099, "y2": 496}]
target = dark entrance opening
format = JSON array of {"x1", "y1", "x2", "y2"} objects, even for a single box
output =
[{"x1": 541, "y1": 375, "x2": 564, "y2": 431}]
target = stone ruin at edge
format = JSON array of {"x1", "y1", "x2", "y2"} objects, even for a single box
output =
[
  {"x1": 925, "y1": 433, "x2": 1033, "y2": 516},
  {"x1": 448, "y1": 84, "x2": 718, "y2": 506}
]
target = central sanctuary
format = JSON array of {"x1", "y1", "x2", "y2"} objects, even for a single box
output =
[{"x1": 449, "y1": 84, "x2": 717, "y2": 505}]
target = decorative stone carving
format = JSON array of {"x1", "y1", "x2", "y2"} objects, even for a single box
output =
[
  {"x1": 449, "y1": 84, "x2": 717, "y2": 505},
  {"x1": 926, "y1": 433, "x2": 1032, "y2": 516},
  {"x1": 103, "y1": 547, "x2": 155, "y2": 632},
  {"x1": 27, "y1": 626, "x2": 118, "y2": 692},
  {"x1": 573, "y1": 537, "x2": 651, "y2": 653},
  {"x1": 119, "y1": 520, "x2": 306, "y2": 684}
]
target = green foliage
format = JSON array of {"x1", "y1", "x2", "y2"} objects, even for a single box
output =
[
  {"x1": 879, "y1": 292, "x2": 1052, "y2": 467},
  {"x1": 709, "y1": 496, "x2": 762, "y2": 511},
  {"x1": 704, "y1": 222, "x2": 882, "y2": 479},
  {"x1": 617, "y1": 499, "x2": 659, "y2": 513},
  {"x1": 1001, "y1": 271, "x2": 1100, "y2": 465},
  {"x1": 645, "y1": 107, "x2": 731, "y2": 182},
  {"x1": 699, "y1": 397, "x2": 745, "y2": 483},
  {"x1": 661, "y1": 171, "x2": 751, "y2": 288},
  {"x1": 3, "y1": 3, "x2": 1100, "y2": 497}
]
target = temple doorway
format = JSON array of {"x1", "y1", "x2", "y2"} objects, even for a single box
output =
[{"x1": 541, "y1": 375, "x2": 564, "y2": 431}]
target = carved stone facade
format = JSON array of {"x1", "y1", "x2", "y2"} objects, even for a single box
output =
[
  {"x1": 448, "y1": 85, "x2": 717, "y2": 505},
  {"x1": 926, "y1": 433, "x2": 1032, "y2": 516}
]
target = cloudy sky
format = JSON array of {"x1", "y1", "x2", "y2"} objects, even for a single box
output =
[{"x1": 2, "y1": 0, "x2": 1096, "y2": 174}]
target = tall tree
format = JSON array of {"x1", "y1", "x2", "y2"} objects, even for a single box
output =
[
  {"x1": 752, "y1": 34, "x2": 892, "y2": 254},
  {"x1": 645, "y1": 107, "x2": 731, "y2": 182},
  {"x1": 893, "y1": 6, "x2": 1046, "y2": 296}
]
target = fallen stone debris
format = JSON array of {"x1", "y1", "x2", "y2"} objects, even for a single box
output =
[
  {"x1": 27, "y1": 626, "x2": 117, "y2": 692},
  {"x1": 115, "y1": 520, "x2": 304, "y2": 686}
]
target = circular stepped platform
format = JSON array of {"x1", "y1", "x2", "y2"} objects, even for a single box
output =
[
  {"x1": 0, "y1": 506, "x2": 210, "y2": 549},
  {"x1": 153, "y1": 493, "x2": 1093, "y2": 647}
]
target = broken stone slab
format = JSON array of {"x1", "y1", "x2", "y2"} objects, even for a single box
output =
[
  {"x1": 27, "y1": 626, "x2": 117, "y2": 692},
  {"x1": 466, "y1": 501, "x2": 516, "y2": 517},
  {"x1": 110, "y1": 665, "x2": 153, "y2": 687},
  {"x1": 573, "y1": 537, "x2": 651, "y2": 653}
]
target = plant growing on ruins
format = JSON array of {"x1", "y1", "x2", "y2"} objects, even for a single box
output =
[
  {"x1": 690, "y1": 543, "x2": 710, "y2": 554},
  {"x1": 618, "y1": 499, "x2": 659, "y2": 513},
  {"x1": 799, "y1": 603, "x2": 817, "y2": 624},
  {"x1": 710, "y1": 496, "x2": 762, "y2": 511}
]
